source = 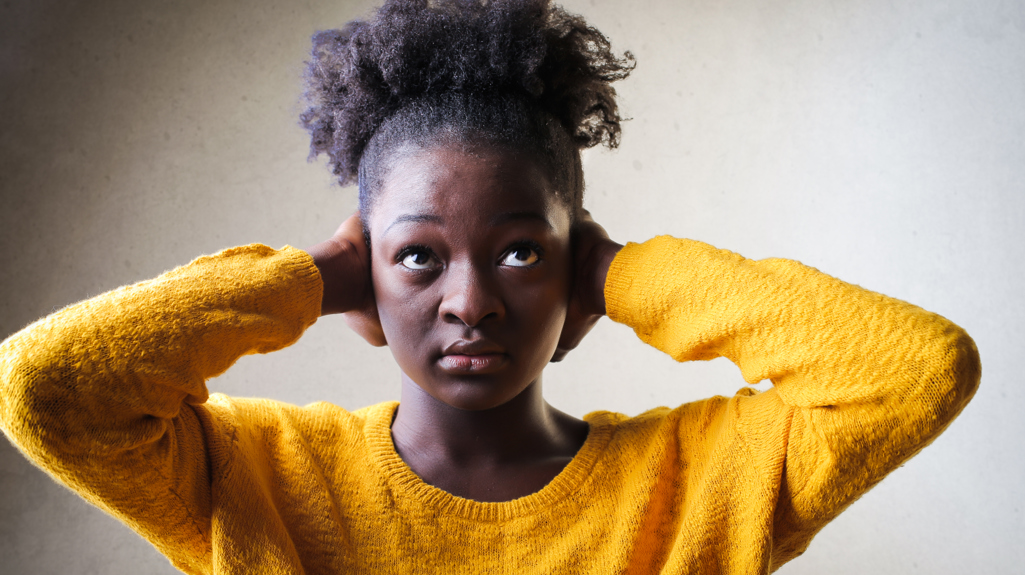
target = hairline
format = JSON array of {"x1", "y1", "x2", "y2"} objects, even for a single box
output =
[{"x1": 358, "y1": 130, "x2": 579, "y2": 226}]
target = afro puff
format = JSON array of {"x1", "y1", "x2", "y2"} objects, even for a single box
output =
[{"x1": 301, "y1": 0, "x2": 634, "y2": 208}]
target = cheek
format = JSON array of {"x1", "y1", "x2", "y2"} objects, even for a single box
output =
[
  {"x1": 372, "y1": 266, "x2": 435, "y2": 348},
  {"x1": 513, "y1": 267, "x2": 572, "y2": 343}
]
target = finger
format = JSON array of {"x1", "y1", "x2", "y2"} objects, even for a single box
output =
[{"x1": 333, "y1": 212, "x2": 369, "y2": 260}]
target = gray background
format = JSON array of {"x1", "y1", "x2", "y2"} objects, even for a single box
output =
[{"x1": 1, "y1": 0, "x2": 1021, "y2": 573}]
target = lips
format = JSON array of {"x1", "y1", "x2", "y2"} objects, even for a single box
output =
[
  {"x1": 442, "y1": 339, "x2": 505, "y2": 356},
  {"x1": 439, "y1": 339, "x2": 508, "y2": 374}
]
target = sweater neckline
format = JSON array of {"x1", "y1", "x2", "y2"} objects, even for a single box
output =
[{"x1": 364, "y1": 401, "x2": 616, "y2": 522}]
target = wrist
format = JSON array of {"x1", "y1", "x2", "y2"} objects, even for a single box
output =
[
  {"x1": 590, "y1": 240, "x2": 623, "y2": 316},
  {"x1": 306, "y1": 239, "x2": 361, "y2": 316}
]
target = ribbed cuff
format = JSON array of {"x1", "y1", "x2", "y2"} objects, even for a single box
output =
[
  {"x1": 603, "y1": 240, "x2": 647, "y2": 327},
  {"x1": 276, "y1": 245, "x2": 324, "y2": 329}
]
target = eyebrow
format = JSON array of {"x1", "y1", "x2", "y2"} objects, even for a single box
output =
[
  {"x1": 383, "y1": 213, "x2": 444, "y2": 236},
  {"x1": 383, "y1": 210, "x2": 553, "y2": 236}
]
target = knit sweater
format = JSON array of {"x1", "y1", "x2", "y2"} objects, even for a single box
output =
[{"x1": 0, "y1": 236, "x2": 979, "y2": 574}]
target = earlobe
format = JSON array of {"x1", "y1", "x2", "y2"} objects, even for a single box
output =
[
  {"x1": 552, "y1": 303, "x2": 598, "y2": 363},
  {"x1": 343, "y1": 309, "x2": 388, "y2": 347}
]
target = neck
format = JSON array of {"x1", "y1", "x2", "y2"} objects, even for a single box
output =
[
  {"x1": 389, "y1": 373, "x2": 590, "y2": 501},
  {"x1": 391, "y1": 373, "x2": 578, "y2": 467}
]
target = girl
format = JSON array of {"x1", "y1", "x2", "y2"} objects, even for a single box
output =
[{"x1": 0, "y1": 0, "x2": 979, "y2": 573}]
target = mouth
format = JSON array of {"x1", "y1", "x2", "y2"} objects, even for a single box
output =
[{"x1": 438, "y1": 340, "x2": 508, "y2": 374}]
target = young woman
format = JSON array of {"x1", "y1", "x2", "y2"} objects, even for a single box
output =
[{"x1": 0, "y1": 0, "x2": 979, "y2": 573}]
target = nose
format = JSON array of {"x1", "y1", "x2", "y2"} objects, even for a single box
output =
[{"x1": 438, "y1": 261, "x2": 505, "y2": 327}]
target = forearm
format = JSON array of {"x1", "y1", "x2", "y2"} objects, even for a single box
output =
[
  {"x1": 605, "y1": 236, "x2": 979, "y2": 410},
  {"x1": 0, "y1": 244, "x2": 322, "y2": 457}
]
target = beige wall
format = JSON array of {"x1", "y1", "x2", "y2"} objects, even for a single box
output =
[{"x1": 1, "y1": 0, "x2": 1022, "y2": 573}]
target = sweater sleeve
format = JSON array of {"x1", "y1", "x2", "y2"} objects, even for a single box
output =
[
  {"x1": 604, "y1": 236, "x2": 980, "y2": 566},
  {"x1": 0, "y1": 244, "x2": 323, "y2": 574}
]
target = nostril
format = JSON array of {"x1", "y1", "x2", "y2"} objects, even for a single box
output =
[
  {"x1": 438, "y1": 269, "x2": 505, "y2": 326},
  {"x1": 441, "y1": 294, "x2": 503, "y2": 327},
  {"x1": 443, "y1": 308, "x2": 499, "y2": 328}
]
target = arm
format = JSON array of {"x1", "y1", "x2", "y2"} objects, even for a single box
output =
[
  {"x1": 0, "y1": 244, "x2": 324, "y2": 572},
  {"x1": 602, "y1": 236, "x2": 980, "y2": 564}
]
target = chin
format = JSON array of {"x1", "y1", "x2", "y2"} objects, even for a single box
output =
[
  {"x1": 435, "y1": 382, "x2": 527, "y2": 412},
  {"x1": 399, "y1": 360, "x2": 547, "y2": 412}
]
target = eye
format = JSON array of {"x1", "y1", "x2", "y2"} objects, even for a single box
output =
[
  {"x1": 500, "y1": 244, "x2": 541, "y2": 267},
  {"x1": 399, "y1": 248, "x2": 438, "y2": 270}
]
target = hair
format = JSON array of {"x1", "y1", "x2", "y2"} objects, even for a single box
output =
[{"x1": 300, "y1": 0, "x2": 634, "y2": 218}]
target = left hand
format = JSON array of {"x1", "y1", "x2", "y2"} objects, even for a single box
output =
[{"x1": 552, "y1": 211, "x2": 623, "y2": 362}]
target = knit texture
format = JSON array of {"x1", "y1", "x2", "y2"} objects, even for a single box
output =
[{"x1": 0, "y1": 238, "x2": 980, "y2": 574}]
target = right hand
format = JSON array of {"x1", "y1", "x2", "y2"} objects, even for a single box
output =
[{"x1": 305, "y1": 213, "x2": 387, "y2": 346}]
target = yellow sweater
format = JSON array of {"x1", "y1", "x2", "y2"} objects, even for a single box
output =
[{"x1": 0, "y1": 237, "x2": 979, "y2": 574}]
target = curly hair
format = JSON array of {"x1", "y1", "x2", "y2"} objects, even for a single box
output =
[{"x1": 301, "y1": 0, "x2": 634, "y2": 214}]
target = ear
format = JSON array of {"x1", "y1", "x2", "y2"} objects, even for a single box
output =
[
  {"x1": 343, "y1": 307, "x2": 388, "y2": 347},
  {"x1": 551, "y1": 292, "x2": 600, "y2": 362},
  {"x1": 551, "y1": 211, "x2": 619, "y2": 362}
]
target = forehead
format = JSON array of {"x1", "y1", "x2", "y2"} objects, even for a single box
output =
[{"x1": 370, "y1": 145, "x2": 569, "y2": 236}]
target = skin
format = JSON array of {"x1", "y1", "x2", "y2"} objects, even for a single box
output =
[{"x1": 306, "y1": 143, "x2": 622, "y2": 502}]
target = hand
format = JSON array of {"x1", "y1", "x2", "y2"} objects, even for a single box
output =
[
  {"x1": 305, "y1": 213, "x2": 387, "y2": 346},
  {"x1": 552, "y1": 211, "x2": 622, "y2": 362}
]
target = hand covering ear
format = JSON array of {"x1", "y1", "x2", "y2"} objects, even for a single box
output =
[
  {"x1": 307, "y1": 212, "x2": 387, "y2": 346},
  {"x1": 552, "y1": 211, "x2": 622, "y2": 362}
]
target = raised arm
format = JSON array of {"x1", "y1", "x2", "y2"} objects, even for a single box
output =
[
  {"x1": 0, "y1": 243, "x2": 327, "y2": 572},
  {"x1": 601, "y1": 235, "x2": 980, "y2": 566}
]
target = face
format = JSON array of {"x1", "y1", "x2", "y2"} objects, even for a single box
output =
[{"x1": 368, "y1": 144, "x2": 573, "y2": 411}]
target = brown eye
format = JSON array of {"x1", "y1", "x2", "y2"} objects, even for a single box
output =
[
  {"x1": 401, "y1": 250, "x2": 437, "y2": 270},
  {"x1": 500, "y1": 246, "x2": 540, "y2": 267}
]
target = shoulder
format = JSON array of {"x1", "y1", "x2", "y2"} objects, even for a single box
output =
[
  {"x1": 195, "y1": 395, "x2": 396, "y2": 458},
  {"x1": 586, "y1": 393, "x2": 739, "y2": 454},
  {"x1": 583, "y1": 390, "x2": 781, "y2": 488}
]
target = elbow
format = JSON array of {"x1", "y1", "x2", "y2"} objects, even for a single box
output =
[
  {"x1": 946, "y1": 326, "x2": 981, "y2": 412},
  {"x1": 0, "y1": 334, "x2": 36, "y2": 429},
  {"x1": 918, "y1": 321, "x2": 981, "y2": 433},
  {"x1": 0, "y1": 339, "x2": 48, "y2": 454}
]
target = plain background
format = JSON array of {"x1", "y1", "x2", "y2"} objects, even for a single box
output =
[{"x1": 1, "y1": 0, "x2": 1021, "y2": 573}]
